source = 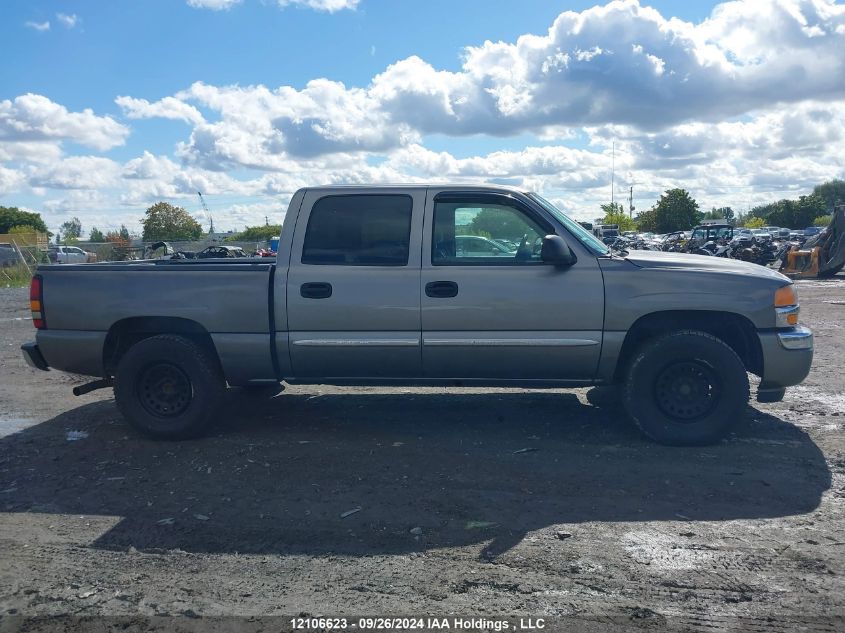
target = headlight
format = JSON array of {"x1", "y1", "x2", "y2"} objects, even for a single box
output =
[
  {"x1": 775, "y1": 285, "x2": 799, "y2": 327},
  {"x1": 774, "y1": 285, "x2": 797, "y2": 307}
]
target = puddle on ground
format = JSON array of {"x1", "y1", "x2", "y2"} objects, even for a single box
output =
[{"x1": 0, "y1": 417, "x2": 36, "y2": 438}]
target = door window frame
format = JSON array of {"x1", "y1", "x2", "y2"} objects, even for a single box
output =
[
  {"x1": 430, "y1": 192, "x2": 555, "y2": 267},
  {"x1": 300, "y1": 193, "x2": 415, "y2": 267}
]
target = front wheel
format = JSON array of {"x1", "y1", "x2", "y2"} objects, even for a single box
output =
[
  {"x1": 622, "y1": 330, "x2": 749, "y2": 446},
  {"x1": 114, "y1": 335, "x2": 225, "y2": 439}
]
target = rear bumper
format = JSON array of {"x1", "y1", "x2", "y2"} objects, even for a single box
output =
[
  {"x1": 21, "y1": 342, "x2": 49, "y2": 371},
  {"x1": 756, "y1": 326, "x2": 813, "y2": 401}
]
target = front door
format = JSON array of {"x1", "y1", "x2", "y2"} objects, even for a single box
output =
[
  {"x1": 421, "y1": 190, "x2": 604, "y2": 380},
  {"x1": 287, "y1": 189, "x2": 425, "y2": 378}
]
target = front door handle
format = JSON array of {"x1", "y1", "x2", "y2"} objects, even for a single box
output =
[
  {"x1": 300, "y1": 282, "x2": 332, "y2": 299},
  {"x1": 425, "y1": 281, "x2": 458, "y2": 298}
]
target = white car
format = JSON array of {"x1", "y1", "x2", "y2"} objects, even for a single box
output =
[{"x1": 49, "y1": 246, "x2": 97, "y2": 264}]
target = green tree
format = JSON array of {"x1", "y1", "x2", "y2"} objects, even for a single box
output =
[
  {"x1": 60, "y1": 217, "x2": 82, "y2": 241},
  {"x1": 89, "y1": 227, "x2": 105, "y2": 242},
  {"x1": 105, "y1": 224, "x2": 132, "y2": 244},
  {"x1": 813, "y1": 215, "x2": 832, "y2": 227},
  {"x1": 641, "y1": 189, "x2": 701, "y2": 233},
  {"x1": 751, "y1": 194, "x2": 826, "y2": 228},
  {"x1": 141, "y1": 202, "x2": 203, "y2": 241},
  {"x1": 703, "y1": 206, "x2": 735, "y2": 223},
  {"x1": 465, "y1": 207, "x2": 533, "y2": 240},
  {"x1": 226, "y1": 224, "x2": 282, "y2": 242},
  {"x1": 793, "y1": 194, "x2": 828, "y2": 228},
  {"x1": 0, "y1": 206, "x2": 48, "y2": 234},
  {"x1": 9, "y1": 225, "x2": 37, "y2": 234},
  {"x1": 812, "y1": 179, "x2": 845, "y2": 212},
  {"x1": 744, "y1": 217, "x2": 765, "y2": 229},
  {"x1": 634, "y1": 207, "x2": 659, "y2": 232},
  {"x1": 599, "y1": 202, "x2": 637, "y2": 232}
]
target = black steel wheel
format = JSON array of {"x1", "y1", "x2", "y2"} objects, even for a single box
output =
[
  {"x1": 114, "y1": 335, "x2": 225, "y2": 439},
  {"x1": 654, "y1": 360, "x2": 721, "y2": 421},
  {"x1": 137, "y1": 362, "x2": 193, "y2": 418},
  {"x1": 623, "y1": 330, "x2": 749, "y2": 446}
]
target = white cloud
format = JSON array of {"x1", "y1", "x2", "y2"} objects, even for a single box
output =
[
  {"x1": 29, "y1": 156, "x2": 121, "y2": 190},
  {"x1": 276, "y1": 0, "x2": 359, "y2": 12},
  {"x1": 116, "y1": 96, "x2": 205, "y2": 125},
  {"x1": 129, "y1": 0, "x2": 845, "y2": 173},
  {"x1": 187, "y1": 0, "x2": 358, "y2": 10},
  {"x1": 0, "y1": 166, "x2": 26, "y2": 196},
  {"x1": 186, "y1": 0, "x2": 243, "y2": 9},
  {"x1": 0, "y1": 140, "x2": 63, "y2": 165},
  {"x1": 56, "y1": 13, "x2": 79, "y2": 28},
  {"x1": 171, "y1": 80, "x2": 414, "y2": 169},
  {"x1": 4, "y1": 1, "x2": 845, "y2": 232},
  {"x1": 0, "y1": 94, "x2": 128, "y2": 151},
  {"x1": 25, "y1": 21, "x2": 50, "y2": 32}
]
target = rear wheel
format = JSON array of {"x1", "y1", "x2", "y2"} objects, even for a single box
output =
[
  {"x1": 622, "y1": 330, "x2": 749, "y2": 446},
  {"x1": 114, "y1": 335, "x2": 225, "y2": 439}
]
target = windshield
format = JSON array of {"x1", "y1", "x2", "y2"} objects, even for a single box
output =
[{"x1": 528, "y1": 193, "x2": 610, "y2": 256}]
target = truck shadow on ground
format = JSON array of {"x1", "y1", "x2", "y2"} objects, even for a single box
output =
[{"x1": 0, "y1": 388, "x2": 831, "y2": 559}]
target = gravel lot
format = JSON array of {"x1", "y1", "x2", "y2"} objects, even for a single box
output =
[{"x1": 0, "y1": 278, "x2": 843, "y2": 631}]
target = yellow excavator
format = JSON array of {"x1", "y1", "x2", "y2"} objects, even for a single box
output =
[{"x1": 780, "y1": 203, "x2": 845, "y2": 279}]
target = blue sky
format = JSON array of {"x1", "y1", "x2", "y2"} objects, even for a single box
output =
[{"x1": 2, "y1": 0, "x2": 845, "y2": 233}]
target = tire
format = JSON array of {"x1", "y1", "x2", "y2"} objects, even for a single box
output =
[
  {"x1": 622, "y1": 330, "x2": 749, "y2": 446},
  {"x1": 114, "y1": 334, "x2": 225, "y2": 440}
]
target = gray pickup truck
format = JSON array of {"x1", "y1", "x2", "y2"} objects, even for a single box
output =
[{"x1": 21, "y1": 185, "x2": 813, "y2": 445}]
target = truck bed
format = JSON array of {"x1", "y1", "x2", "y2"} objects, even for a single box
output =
[{"x1": 34, "y1": 258, "x2": 278, "y2": 384}]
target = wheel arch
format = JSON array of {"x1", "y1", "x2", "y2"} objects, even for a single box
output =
[
  {"x1": 614, "y1": 310, "x2": 763, "y2": 382},
  {"x1": 103, "y1": 316, "x2": 222, "y2": 376}
]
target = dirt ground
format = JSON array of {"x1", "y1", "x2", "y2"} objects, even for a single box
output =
[{"x1": 0, "y1": 277, "x2": 843, "y2": 631}]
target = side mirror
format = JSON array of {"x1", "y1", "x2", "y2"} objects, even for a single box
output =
[{"x1": 540, "y1": 234, "x2": 577, "y2": 267}]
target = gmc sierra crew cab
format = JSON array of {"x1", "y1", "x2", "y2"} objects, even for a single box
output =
[{"x1": 21, "y1": 185, "x2": 814, "y2": 445}]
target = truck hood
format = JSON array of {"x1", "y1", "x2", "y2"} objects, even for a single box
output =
[{"x1": 623, "y1": 250, "x2": 789, "y2": 282}]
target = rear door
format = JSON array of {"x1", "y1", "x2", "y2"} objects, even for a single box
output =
[
  {"x1": 421, "y1": 190, "x2": 605, "y2": 380},
  {"x1": 286, "y1": 189, "x2": 425, "y2": 378}
]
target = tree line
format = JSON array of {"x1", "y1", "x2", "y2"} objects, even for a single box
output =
[
  {"x1": 599, "y1": 178, "x2": 844, "y2": 234},
  {"x1": 1, "y1": 200, "x2": 280, "y2": 244},
  {"x1": 3, "y1": 178, "x2": 843, "y2": 245}
]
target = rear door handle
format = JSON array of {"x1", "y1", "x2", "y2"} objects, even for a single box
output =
[
  {"x1": 425, "y1": 281, "x2": 459, "y2": 298},
  {"x1": 300, "y1": 282, "x2": 332, "y2": 299}
]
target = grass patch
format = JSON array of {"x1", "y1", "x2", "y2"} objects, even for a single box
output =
[{"x1": 0, "y1": 264, "x2": 34, "y2": 288}]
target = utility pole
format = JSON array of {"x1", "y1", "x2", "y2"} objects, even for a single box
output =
[
  {"x1": 611, "y1": 141, "x2": 615, "y2": 207},
  {"x1": 629, "y1": 184, "x2": 634, "y2": 218}
]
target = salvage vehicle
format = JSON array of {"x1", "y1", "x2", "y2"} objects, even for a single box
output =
[
  {"x1": 0, "y1": 243, "x2": 20, "y2": 267},
  {"x1": 48, "y1": 245, "x2": 98, "y2": 264},
  {"x1": 455, "y1": 235, "x2": 516, "y2": 257},
  {"x1": 780, "y1": 205, "x2": 845, "y2": 279},
  {"x1": 174, "y1": 245, "x2": 249, "y2": 259},
  {"x1": 21, "y1": 185, "x2": 813, "y2": 446}
]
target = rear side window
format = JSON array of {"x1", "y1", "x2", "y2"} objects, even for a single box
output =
[{"x1": 302, "y1": 195, "x2": 412, "y2": 266}]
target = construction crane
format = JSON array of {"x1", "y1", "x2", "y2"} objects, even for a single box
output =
[{"x1": 197, "y1": 191, "x2": 213, "y2": 234}]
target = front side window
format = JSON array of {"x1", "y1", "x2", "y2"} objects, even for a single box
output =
[
  {"x1": 433, "y1": 200, "x2": 546, "y2": 265},
  {"x1": 302, "y1": 195, "x2": 412, "y2": 266}
]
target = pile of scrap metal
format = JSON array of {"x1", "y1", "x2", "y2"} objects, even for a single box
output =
[{"x1": 780, "y1": 204, "x2": 845, "y2": 278}]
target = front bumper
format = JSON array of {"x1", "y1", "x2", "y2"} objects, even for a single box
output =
[
  {"x1": 21, "y1": 342, "x2": 49, "y2": 371},
  {"x1": 756, "y1": 326, "x2": 813, "y2": 401}
]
